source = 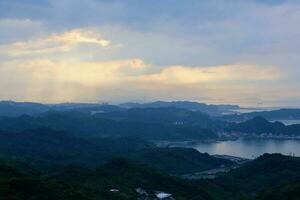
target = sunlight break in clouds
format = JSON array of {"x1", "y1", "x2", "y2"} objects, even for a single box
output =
[
  {"x1": 1, "y1": 0, "x2": 300, "y2": 106},
  {"x1": 0, "y1": 58, "x2": 147, "y2": 103},
  {"x1": 132, "y1": 64, "x2": 281, "y2": 85},
  {"x1": 2, "y1": 29, "x2": 111, "y2": 56},
  {"x1": 49, "y1": 29, "x2": 111, "y2": 47},
  {"x1": 0, "y1": 55, "x2": 281, "y2": 105},
  {"x1": 0, "y1": 27, "x2": 283, "y2": 105}
]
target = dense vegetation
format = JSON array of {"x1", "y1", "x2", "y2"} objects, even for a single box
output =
[
  {"x1": 0, "y1": 110, "x2": 219, "y2": 141},
  {"x1": 257, "y1": 181, "x2": 300, "y2": 200},
  {"x1": 216, "y1": 154, "x2": 300, "y2": 194},
  {"x1": 2, "y1": 100, "x2": 300, "y2": 138},
  {"x1": 223, "y1": 108, "x2": 300, "y2": 122},
  {"x1": 227, "y1": 116, "x2": 300, "y2": 136},
  {"x1": 119, "y1": 101, "x2": 239, "y2": 116},
  {"x1": 0, "y1": 157, "x2": 245, "y2": 200},
  {"x1": 0, "y1": 100, "x2": 238, "y2": 117},
  {"x1": 1, "y1": 152, "x2": 299, "y2": 200},
  {"x1": 132, "y1": 147, "x2": 233, "y2": 174},
  {"x1": 0, "y1": 128, "x2": 233, "y2": 174},
  {"x1": 0, "y1": 101, "x2": 299, "y2": 199}
]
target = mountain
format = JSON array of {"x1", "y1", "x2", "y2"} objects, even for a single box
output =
[
  {"x1": 54, "y1": 158, "x2": 216, "y2": 200},
  {"x1": 257, "y1": 181, "x2": 300, "y2": 200},
  {"x1": 0, "y1": 128, "x2": 232, "y2": 174},
  {"x1": 0, "y1": 101, "x2": 49, "y2": 117},
  {"x1": 227, "y1": 116, "x2": 300, "y2": 136},
  {"x1": 215, "y1": 153, "x2": 300, "y2": 194},
  {"x1": 0, "y1": 101, "x2": 125, "y2": 117},
  {"x1": 0, "y1": 163, "x2": 85, "y2": 200},
  {"x1": 132, "y1": 147, "x2": 234, "y2": 175},
  {"x1": 2, "y1": 151, "x2": 300, "y2": 200},
  {"x1": 0, "y1": 111, "x2": 219, "y2": 141},
  {"x1": 120, "y1": 101, "x2": 239, "y2": 116},
  {"x1": 0, "y1": 127, "x2": 124, "y2": 167},
  {"x1": 222, "y1": 108, "x2": 300, "y2": 122},
  {"x1": 0, "y1": 157, "x2": 245, "y2": 200},
  {"x1": 95, "y1": 107, "x2": 225, "y2": 129},
  {"x1": 227, "y1": 116, "x2": 286, "y2": 134},
  {"x1": 0, "y1": 100, "x2": 240, "y2": 117}
]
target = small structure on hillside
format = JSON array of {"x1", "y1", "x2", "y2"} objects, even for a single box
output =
[
  {"x1": 155, "y1": 191, "x2": 174, "y2": 199},
  {"x1": 109, "y1": 188, "x2": 119, "y2": 192}
]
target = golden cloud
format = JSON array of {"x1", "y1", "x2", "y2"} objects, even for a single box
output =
[
  {"x1": 0, "y1": 25, "x2": 284, "y2": 105},
  {"x1": 1, "y1": 29, "x2": 111, "y2": 56},
  {"x1": 0, "y1": 57, "x2": 283, "y2": 104},
  {"x1": 1, "y1": 58, "x2": 146, "y2": 86},
  {"x1": 131, "y1": 64, "x2": 281, "y2": 85},
  {"x1": 0, "y1": 58, "x2": 148, "y2": 102},
  {"x1": 48, "y1": 29, "x2": 111, "y2": 46}
]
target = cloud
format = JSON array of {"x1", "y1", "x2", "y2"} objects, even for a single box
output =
[
  {"x1": 1, "y1": 29, "x2": 111, "y2": 57},
  {"x1": 132, "y1": 64, "x2": 281, "y2": 85},
  {"x1": 0, "y1": 58, "x2": 147, "y2": 102},
  {"x1": 0, "y1": 56, "x2": 283, "y2": 106},
  {"x1": 1, "y1": 1, "x2": 300, "y2": 106},
  {"x1": 47, "y1": 29, "x2": 111, "y2": 47},
  {"x1": 126, "y1": 64, "x2": 285, "y2": 106},
  {"x1": 1, "y1": 58, "x2": 146, "y2": 85},
  {"x1": 0, "y1": 18, "x2": 43, "y2": 43}
]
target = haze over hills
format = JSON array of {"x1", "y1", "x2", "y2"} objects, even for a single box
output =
[
  {"x1": 222, "y1": 108, "x2": 300, "y2": 122},
  {"x1": 0, "y1": 100, "x2": 239, "y2": 117},
  {"x1": 1, "y1": 100, "x2": 300, "y2": 140},
  {"x1": 119, "y1": 101, "x2": 239, "y2": 116}
]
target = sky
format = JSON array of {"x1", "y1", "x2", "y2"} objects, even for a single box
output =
[{"x1": 0, "y1": 0, "x2": 300, "y2": 107}]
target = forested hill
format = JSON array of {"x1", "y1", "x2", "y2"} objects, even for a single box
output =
[
  {"x1": 0, "y1": 128, "x2": 233, "y2": 174},
  {"x1": 227, "y1": 116, "x2": 300, "y2": 136},
  {"x1": 215, "y1": 153, "x2": 300, "y2": 194},
  {"x1": 0, "y1": 100, "x2": 239, "y2": 117},
  {"x1": 222, "y1": 108, "x2": 300, "y2": 122},
  {"x1": 0, "y1": 158, "x2": 218, "y2": 200},
  {"x1": 0, "y1": 109, "x2": 220, "y2": 141},
  {"x1": 119, "y1": 101, "x2": 239, "y2": 115},
  {"x1": 0, "y1": 151, "x2": 299, "y2": 200}
]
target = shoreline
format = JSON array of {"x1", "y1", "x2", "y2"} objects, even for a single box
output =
[{"x1": 154, "y1": 136, "x2": 300, "y2": 148}]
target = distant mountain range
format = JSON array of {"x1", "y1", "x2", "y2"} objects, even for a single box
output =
[
  {"x1": 0, "y1": 101, "x2": 49, "y2": 116},
  {"x1": 222, "y1": 108, "x2": 300, "y2": 122},
  {"x1": 227, "y1": 116, "x2": 300, "y2": 137},
  {"x1": 1, "y1": 100, "x2": 300, "y2": 140},
  {"x1": 0, "y1": 100, "x2": 239, "y2": 117},
  {"x1": 119, "y1": 101, "x2": 239, "y2": 115}
]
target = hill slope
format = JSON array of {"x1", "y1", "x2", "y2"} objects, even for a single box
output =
[
  {"x1": 223, "y1": 108, "x2": 300, "y2": 122},
  {"x1": 0, "y1": 128, "x2": 232, "y2": 174},
  {"x1": 227, "y1": 116, "x2": 300, "y2": 136},
  {"x1": 0, "y1": 158, "x2": 247, "y2": 200},
  {"x1": 216, "y1": 154, "x2": 300, "y2": 194},
  {"x1": 0, "y1": 111, "x2": 219, "y2": 140}
]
